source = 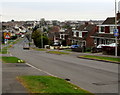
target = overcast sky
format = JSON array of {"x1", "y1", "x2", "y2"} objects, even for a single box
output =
[{"x1": 1, "y1": 0, "x2": 119, "y2": 21}]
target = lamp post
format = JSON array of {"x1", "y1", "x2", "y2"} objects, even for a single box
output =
[
  {"x1": 41, "y1": 26, "x2": 43, "y2": 48},
  {"x1": 114, "y1": 0, "x2": 118, "y2": 57},
  {"x1": 40, "y1": 18, "x2": 45, "y2": 48}
]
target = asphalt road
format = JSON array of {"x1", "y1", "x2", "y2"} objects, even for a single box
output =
[{"x1": 9, "y1": 39, "x2": 119, "y2": 94}]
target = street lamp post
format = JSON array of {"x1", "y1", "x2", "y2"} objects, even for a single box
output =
[
  {"x1": 115, "y1": 0, "x2": 118, "y2": 57},
  {"x1": 41, "y1": 26, "x2": 43, "y2": 48}
]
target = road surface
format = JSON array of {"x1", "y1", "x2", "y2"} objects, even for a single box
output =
[{"x1": 9, "y1": 39, "x2": 119, "y2": 94}]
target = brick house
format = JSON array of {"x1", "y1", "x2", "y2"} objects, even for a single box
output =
[
  {"x1": 70, "y1": 22, "x2": 96, "y2": 48},
  {"x1": 91, "y1": 13, "x2": 120, "y2": 46}
]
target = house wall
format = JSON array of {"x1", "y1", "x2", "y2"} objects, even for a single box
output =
[
  {"x1": 98, "y1": 25, "x2": 120, "y2": 34},
  {"x1": 86, "y1": 28, "x2": 96, "y2": 48}
]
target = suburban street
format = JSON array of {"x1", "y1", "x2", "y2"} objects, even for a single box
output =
[{"x1": 8, "y1": 39, "x2": 119, "y2": 94}]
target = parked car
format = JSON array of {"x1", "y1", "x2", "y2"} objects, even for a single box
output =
[
  {"x1": 21, "y1": 35, "x2": 25, "y2": 38},
  {"x1": 97, "y1": 44, "x2": 106, "y2": 48},
  {"x1": 107, "y1": 43, "x2": 116, "y2": 47},
  {"x1": 23, "y1": 43, "x2": 30, "y2": 50},
  {"x1": 53, "y1": 42, "x2": 60, "y2": 46}
]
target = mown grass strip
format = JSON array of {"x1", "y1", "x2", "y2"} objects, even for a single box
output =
[
  {"x1": 2, "y1": 56, "x2": 25, "y2": 63},
  {"x1": 47, "y1": 51, "x2": 69, "y2": 55},
  {"x1": 17, "y1": 76, "x2": 93, "y2": 94},
  {"x1": 79, "y1": 55, "x2": 120, "y2": 62},
  {"x1": 32, "y1": 48, "x2": 47, "y2": 51}
]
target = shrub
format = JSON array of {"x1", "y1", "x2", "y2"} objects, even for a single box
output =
[
  {"x1": 86, "y1": 47, "x2": 91, "y2": 52},
  {"x1": 91, "y1": 47, "x2": 97, "y2": 53}
]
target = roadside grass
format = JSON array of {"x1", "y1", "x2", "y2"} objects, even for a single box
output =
[
  {"x1": 0, "y1": 45, "x2": 14, "y2": 54},
  {"x1": 2, "y1": 56, "x2": 25, "y2": 63},
  {"x1": 12, "y1": 38, "x2": 21, "y2": 45},
  {"x1": 79, "y1": 55, "x2": 120, "y2": 62},
  {"x1": 0, "y1": 47, "x2": 8, "y2": 54},
  {"x1": 64, "y1": 49, "x2": 72, "y2": 52},
  {"x1": 47, "y1": 51, "x2": 69, "y2": 55},
  {"x1": 17, "y1": 76, "x2": 93, "y2": 94},
  {"x1": 32, "y1": 48, "x2": 47, "y2": 51}
]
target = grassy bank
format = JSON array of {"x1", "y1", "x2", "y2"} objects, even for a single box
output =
[
  {"x1": 80, "y1": 55, "x2": 120, "y2": 62},
  {"x1": 2, "y1": 56, "x2": 25, "y2": 63},
  {"x1": 47, "y1": 51, "x2": 69, "y2": 55},
  {"x1": 17, "y1": 76, "x2": 93, "y2": 94}
]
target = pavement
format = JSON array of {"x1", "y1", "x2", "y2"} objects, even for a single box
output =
[{"x1": 2, "y1": 54, "x2": 48, "y2": 94}]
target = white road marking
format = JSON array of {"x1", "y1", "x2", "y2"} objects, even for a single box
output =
[{"x1": 25, "y1": 63, "x2": 58, "y2": 77}]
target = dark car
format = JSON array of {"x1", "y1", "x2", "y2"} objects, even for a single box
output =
[
  {"x1": 71, "y1": 45, "x2": 80, "y2": 48},
  {"x1": 23, "y1": 43, "x2": 30, "y2": 50}
]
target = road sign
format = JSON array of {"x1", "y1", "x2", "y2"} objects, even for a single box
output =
[
  {"x1": 114, "y1": 29, "x2": 119, "y2": 37},
  {"x1": 4, "y1": 32, "x2": 11, "y2": 39}
]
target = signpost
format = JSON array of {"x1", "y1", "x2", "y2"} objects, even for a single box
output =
[
  {"x1": 4, "y1": 32, "x2": 11, "y2": 54},
  {"x1": 114, "y1": 29, "x2": 119, "y2": 37}
]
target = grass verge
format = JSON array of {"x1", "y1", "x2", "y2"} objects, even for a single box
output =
[
  {"x1": 64, "y1": 49, "x2": 72, "y2": 52},
  {"x1": 79, "y1": 55, "x2": 120, "y2": 62},
  {"x1": 47, "y1": 51, "x2": 69, "y2": 55},
  {"x1": 17, "y1": 76, "x2": 93, "y2": 94},
  {"x1": 0, "y1": 47, "x2": 8, "y2": 54},
  {"x1": 2, "y1": 56, "x2": 25, "y2": 63},
  {"x1": 32, "y1": 48, "x2": 47, "y2": 51}
]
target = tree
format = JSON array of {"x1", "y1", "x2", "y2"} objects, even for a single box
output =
[{"x1": 32, "y1": 28, "x2": 49, "y2": 48}]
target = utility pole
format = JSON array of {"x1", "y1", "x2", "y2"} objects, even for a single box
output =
[
  {"x1": 40, "y1": 18, "x2": 45, "y2": 48},
  {"x1": 115, "y1": 0, "x2": 118, "y2": 57},
  {"x1": 41, "y1": 26, "x2": 43, "y2": 48}
]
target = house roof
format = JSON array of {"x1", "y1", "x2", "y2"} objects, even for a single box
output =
[
  {"x1": 49, "y1": 26, "x2": 60, "y2": 33},
  {"x1": 78, "y1": 24, "x2": 96, "y2": 32},
  {"x1": 102, "y1": 17, "x2": 115, "y2": 25},
  {"x1": 77, "y1": 24, "x2": 96, "y2": 39}
]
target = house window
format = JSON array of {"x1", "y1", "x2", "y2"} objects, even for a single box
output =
[
  {"x1": 110, "y1": 26, "x2": 114, "y2": 34},
  {"x1": 76, "y1": 32, "x2": 79, "y2": 37},
  {"x1": 101, "y1": 26, "x2": 105, "y2": 32},
  {"x1": 105, "y1": 26, "x2": 110, "y2": 33},
  {"x1": 79, "y1": 32, "x2": 82, "y2": 37},
  {"x1": 82, "y1": 32, "x2": 87, "y2": 37},
  {"x1": 61, "y1": 35, "x2": 64, "y2": 39}
]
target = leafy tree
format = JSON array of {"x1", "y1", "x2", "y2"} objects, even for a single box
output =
[{"x1": 32, "y1": 28, "x2": 49, "y2": 48}]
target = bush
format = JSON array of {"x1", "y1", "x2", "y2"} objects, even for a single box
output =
[
  {"x1": 86, "y1": 47, "x2": 91, "y2": 52},
  {"x1": 91, "y1": 47, "x2": 97, "y2": 53}
]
